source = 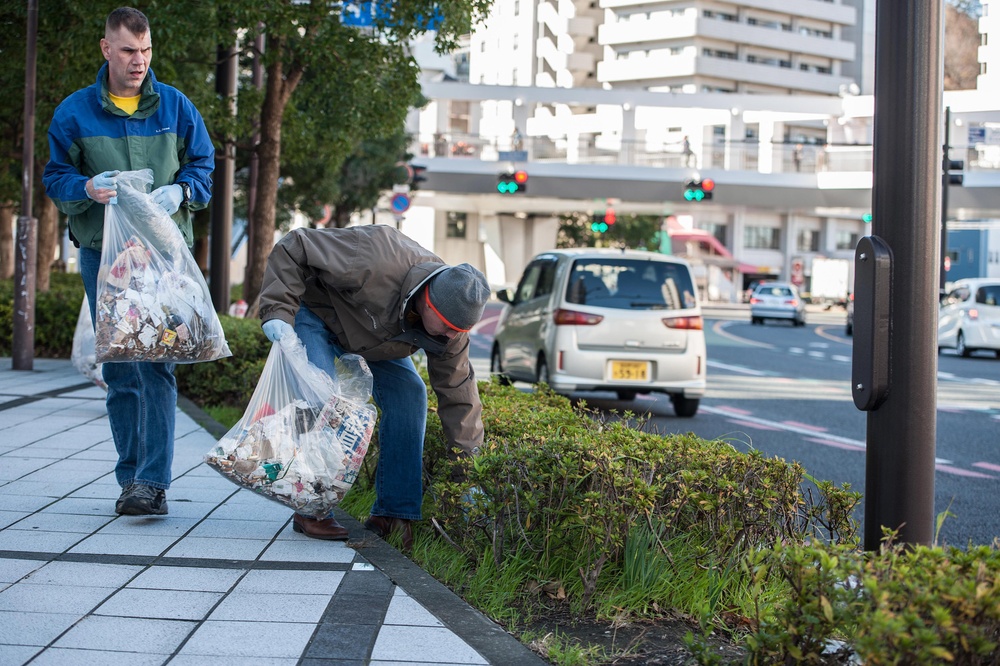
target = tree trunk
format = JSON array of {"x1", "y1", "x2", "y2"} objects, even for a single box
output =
[
  {"x1": 34, "y1": 192, "x2": 59, "y2": 292},
  {"x1": 193, "y1": 236, "x2": 209, "y2": 276},
  {"x1": 242, "y1": 35, "x2": 303, "y2": 314},
  {"x1": 0, "y1": 203, "x2": 13, "y2": 280}
]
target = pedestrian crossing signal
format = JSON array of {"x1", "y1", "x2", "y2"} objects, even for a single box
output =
[{"x1": 498, "y1": 170, "x2": 528, "y2": 194}]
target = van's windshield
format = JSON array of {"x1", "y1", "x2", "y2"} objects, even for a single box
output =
[{"x1": 565, "y1": 259, "x2": 697, "y2": 310}]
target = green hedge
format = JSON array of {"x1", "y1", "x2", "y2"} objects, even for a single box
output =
[
  {"x1": 173, "y1": 316, "x2": 270, "y2": 408},
  {"x1": 0, "y1": 273, "x2": 87, "y2": 358}
]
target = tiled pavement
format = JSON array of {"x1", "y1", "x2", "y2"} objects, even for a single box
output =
[{"x1": 0, "y1": 358, "x2": 545, "y2": 666}]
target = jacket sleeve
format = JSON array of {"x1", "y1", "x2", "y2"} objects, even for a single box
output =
[
  {"x1": 427, "y1": 338, "x2": 485, "y2": 456},
  {"x1": 42, "y1": 107, "x2": 94, "y2": 216},
  {"x1": 175, "y1": 95, "x2": 214, "y2": 210}
]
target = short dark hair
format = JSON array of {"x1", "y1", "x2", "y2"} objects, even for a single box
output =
[{"x1": 106, "y1": 7, "x2": 149, "y2": 36}]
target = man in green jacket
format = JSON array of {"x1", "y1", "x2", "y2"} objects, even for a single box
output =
[
  {"x1": 43, "y1": 6, "x2": 214, "y2": 516},
  {"x1": 259, "y1": 225, "x2": 490, "y2": 550}
]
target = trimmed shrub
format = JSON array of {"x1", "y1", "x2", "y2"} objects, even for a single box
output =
[
  {"x1": 746, "y1": 540, "x2": 1000, "y2": 664},
  {"x1": 425, "y1": 381, "x2": 861, "y2": 613},
  {"x1": 174, "y1": 316, "x2": 270, "y2": 408},
  {"x1": 0, "y1": 273, "x2": 86, "y2": 358}
]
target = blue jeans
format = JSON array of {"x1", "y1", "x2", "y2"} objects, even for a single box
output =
[
  {"x1": 80, "y1": 247, "x2": 176, "y2": 490},
  {"x1": 294, "y1": 305, "x2": 426, "y2": 520}
]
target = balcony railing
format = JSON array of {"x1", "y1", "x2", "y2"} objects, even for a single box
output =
[{"x1": 415, "y1": 132, "x2": 1000, "y2": 175}]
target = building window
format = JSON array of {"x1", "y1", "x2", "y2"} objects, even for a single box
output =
[
  {"x1": 703, "y1": 48, "x2": 738, "y2": 60},
  {"x1": 797, "y1": 229, "x2": 820, "y2": 252},
  {"x1": 698, "y1": 222, "x2": 728, "y2": 245},
  {"x1": 446, "y1": 212, "x2": 468, "y2": 239},
  {"x1": 745, "y1": 226, "x2": 780, "y2": 249},
  {"x1": 835, "y1": 230, "x2": 859, "y2": 251}
]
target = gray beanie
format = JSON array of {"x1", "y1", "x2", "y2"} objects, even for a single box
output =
[{"x1": 426, "y1": 263, "x2": 490, "y2": 332}]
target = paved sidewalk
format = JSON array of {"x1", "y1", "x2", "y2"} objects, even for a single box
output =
[{"x1": 0, "y1": 358, "x2": 544, "y2": 666}]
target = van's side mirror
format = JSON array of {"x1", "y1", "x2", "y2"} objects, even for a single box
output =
[{"x1": 497, "y1": 289, "x2": 512, "y2": 304}]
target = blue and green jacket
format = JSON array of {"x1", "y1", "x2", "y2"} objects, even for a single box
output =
[{"x1": 43, "y1": 63, "x2": 215, "y2": 250}]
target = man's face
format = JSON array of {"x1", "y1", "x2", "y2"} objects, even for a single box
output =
[
  {"x1": 100, "y1": 26, "x2": 151, "y2": 97},
  {"x1": 418, "y1": 290, "x2": 462, "y2": 340}
]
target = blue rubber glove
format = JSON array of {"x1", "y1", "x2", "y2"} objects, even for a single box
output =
[
  {"x1": 262, "y1": 319, "x2": 293, "y2": 343},
  {"x1": 87, "y1": 170, "x2": 120, "y2": 204},
  {"x1": 151, "y1": 184, "x2": 184, "y2": 216}
]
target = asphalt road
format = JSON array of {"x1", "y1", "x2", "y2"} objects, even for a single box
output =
[{"x1": 470, "y1": 302, "x2": 1000, "y2": 547}]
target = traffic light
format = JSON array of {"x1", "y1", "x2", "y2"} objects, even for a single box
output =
[
  {"x1": 683, "y1": 178, "x2": 715, "y2": 201},
  {"x1": 411, "y1": 164, "x2": 428, "y2": 189},
  {"x1": 947, "y1": 159, "x2": 964, "y2": 186},
  {"x1": 862, "y1": 213, "x2": 873, "y2": 224},
  {"x1": 497, "y1": 170, "x2": 528, "y2": 194},
  {"x1": 590, "y1": 207, "x2": 615, "y2": 233}
]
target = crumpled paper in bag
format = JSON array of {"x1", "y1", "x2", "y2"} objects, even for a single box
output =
[
  {"x1": 204, "y1": 335, "x2": 377, "y2": 517},
  {"x1": 93, "y1": 169, "x2": 231, "y2": 364}
]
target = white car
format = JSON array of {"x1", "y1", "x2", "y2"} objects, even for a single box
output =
[
  {"x1": 749, "y1": 282, "x2": 806, "y2": 326},
  {"x1": 938, "y1": 278, "x2": 1000, "y2": 358},
  {"x1": 490, "y1": 248, "x2": 706, "y2": 417}
]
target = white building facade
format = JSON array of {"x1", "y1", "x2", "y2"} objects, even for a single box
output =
[{"x1": 384, "y1": 1, "x2": 1000, "y2": 300}]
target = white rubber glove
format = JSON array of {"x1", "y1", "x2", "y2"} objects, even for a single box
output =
[
  {"x1": 151, "y1": 184, "x2": 184, "y2": 216},
  {"x1": 262, "y1": 319, "x2": 293, "y2": 342},
  {"x1": 86, "y1": 170, "x2": 120, "y2": 204}
]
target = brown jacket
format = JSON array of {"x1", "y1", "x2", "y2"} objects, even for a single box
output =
[{"x1": 258, "y1": 225, "x2": 483, "y2": 454}]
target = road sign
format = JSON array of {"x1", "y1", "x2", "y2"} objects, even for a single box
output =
[
  {"x1": 390, "y1": 193, "x2": 411, "y2": 214},
  {"x1": 498, "y1": 150, "x2": 528, "y2": 162}
]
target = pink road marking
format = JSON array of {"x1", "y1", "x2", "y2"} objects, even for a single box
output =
[
  {"x1": 728, "y1": 419, "x2": 780, "y2": 431},
  {"x1": 715, "y1": 406, "x2": 752, "y2": 416},
  {"x1": 935, "y1": 464, "x2": 995, "y2": 479},
  {"x1": 805, "y1": 437, "x2": 865, "y2": 452},
  {"x1": 783, "y1": 421, "x2": 827, "y2": 432},
  {"x1": 973, "y1": 462, "x2": 1000, "y2": 473}
]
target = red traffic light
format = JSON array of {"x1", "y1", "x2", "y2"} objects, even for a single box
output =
[
  {"x1": 513, "y1": 170, "x2": 529, "y2": 184},
  {"x1": 604, "y1": 207, "x2": 616, "y2": 225},
  {"x1": 700, "y1": 178, "x2": 715, "y2": 192}
]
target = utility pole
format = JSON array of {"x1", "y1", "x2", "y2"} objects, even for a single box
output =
[
  {"x1": 857, "y1": 0, "x2": 941, "y2": 550},
  {"x1": 13, "y1": 0, "x2": 39, "y2": 371}
]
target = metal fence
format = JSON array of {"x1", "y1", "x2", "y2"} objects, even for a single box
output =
[{"x1": 414, "y1": 132, "x2": 999, "y2": 175}]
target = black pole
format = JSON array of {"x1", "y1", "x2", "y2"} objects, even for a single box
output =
[
  {"x1": 13, "y1": 0, "x2": 39, "y2": 371},
  {"x1": 940, "y1": 107, "x2": 950, "y2": 294},
  {"x1": 209, "y1": 42, "x2": 238, "y2": 314},
  {"x1": 864, "y1": 0, "x2": 942, "y2": 549},
  {"x1": 243, "y1": 30, "x2": 264, "y2": 296}
]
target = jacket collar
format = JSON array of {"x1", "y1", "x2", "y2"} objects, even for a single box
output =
[{"x1": 96, "y1": 62, "x2": 160, "y2": 118}]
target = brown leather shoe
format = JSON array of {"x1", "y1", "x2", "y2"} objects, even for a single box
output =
[
  {"x1": 364, "y1": 515, "x2": 413, "y2": 551},
  {"x1": 292, "y1": 513, "x2": 349, "y2": 541}
]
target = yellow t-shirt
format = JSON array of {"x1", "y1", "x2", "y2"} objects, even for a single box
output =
[{"x1": 109, "y1": 92, "x2": 140, "y2": 115}]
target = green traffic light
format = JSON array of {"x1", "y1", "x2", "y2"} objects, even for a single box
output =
[
  {"x1": 497, "y1": 181, "x2": 520, "y2": 194},
  {"x1": 684, "y1": 189, "x2": 705, "y2": 202},
  {"x1": 862, "y1": 213, "x2": 873, "y2": 223}
]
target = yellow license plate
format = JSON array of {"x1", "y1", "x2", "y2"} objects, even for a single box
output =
[{"x1": 610, "y1": 360, "x2": 649, "y2": 381}]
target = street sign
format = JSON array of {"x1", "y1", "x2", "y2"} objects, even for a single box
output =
[
  {"x1": 498, "y1": 150, "x2": 528, "y2": 162},
  {"x1": 390, "y1": 193, "x2": 411, "y2": 214}
]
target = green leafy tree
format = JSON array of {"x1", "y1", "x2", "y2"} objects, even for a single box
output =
[{"x1": 222, "y1": 0, "x2": 492, "y2": 309}]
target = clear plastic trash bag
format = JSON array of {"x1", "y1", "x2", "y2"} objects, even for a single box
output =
[
  {"x1": 204, "y1": 332, "x2": 377, "y2": 517},
  {"x1": 70, "y1": 295, "x2": 107, "y2": 390},
  {"x1": 93, "y1": 168, "x2": 231, "y2": 364}
]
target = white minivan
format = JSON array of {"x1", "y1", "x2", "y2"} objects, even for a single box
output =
[{"x1": 490, "y1": 248, "x2": 706, "y2": 417}]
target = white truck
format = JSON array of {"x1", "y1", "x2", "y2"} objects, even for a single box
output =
[{"x1": 808, "y1": 257, "x2": 851, "y2": 308}]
